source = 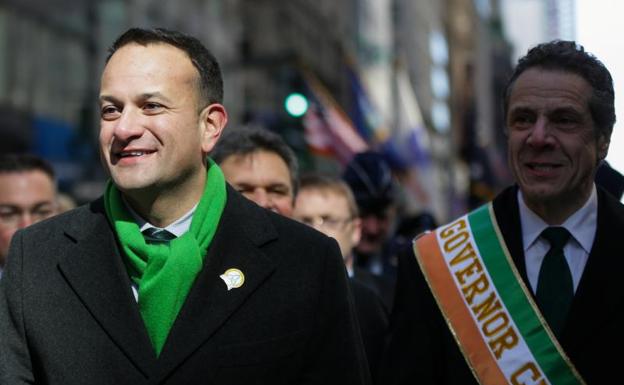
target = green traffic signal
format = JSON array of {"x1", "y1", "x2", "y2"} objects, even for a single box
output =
[{"x1": 284, "y1": 93, "x2": 309, "y2": 117}]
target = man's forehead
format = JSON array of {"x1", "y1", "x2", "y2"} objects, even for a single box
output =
[
  {"x1": 0, "y1": 170, "x2": 54, "y2": 184},
  {"x1": 103, "y1": 42, "x2": 196, "y2": 80},
  {"x1": 508, "y1": 70, "x2": 591, "y2": 108},
  {"x1": 100, "y1": 42, "x2": 201, "y2": 106},
  {"x1": 0, "y1": 171, "x2": 55, "y2": 198},
  {"x1": 227, "y1": 151, "x2": 290, "y2": 175},
  {"x1": 511, "y1": 68, "x2": 590, "y2": 94},
  {"x1": 108, "y1": 41, "x2": 189, "y2": 60},
  {"x1": 298, "y1": 189, "x2": 349, "y2": 211},
  {"x1": 0, "y1": 170, "x2": 55, "y2": 190},
  {"x1": 300, "y1": 187, "x2": 345, "y2": 200}
]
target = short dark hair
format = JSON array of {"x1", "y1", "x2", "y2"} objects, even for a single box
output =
[
  {"x1": 0, "y1": 153, "x2": 55, "y2": 180},
  {"x1": 107, "y1": 27, "x2": 223, "y2": 106},
  {"x1": 211, "y1": 127, "x2": 300, "y2": 195},
  {"x1": 503, "y1": 40, "x2": 616, "y2": 141}
]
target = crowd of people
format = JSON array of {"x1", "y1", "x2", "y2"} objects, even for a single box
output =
[{"x1": 1, "y1": 27, "x2": 623, "y2": 385}]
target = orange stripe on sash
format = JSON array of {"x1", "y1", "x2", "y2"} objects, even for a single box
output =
[{"x1": 416, "y1": 233, "x2": 507, "y2": 384}]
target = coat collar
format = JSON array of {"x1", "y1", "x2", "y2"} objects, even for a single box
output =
[
  {"x1": 156, "y1": 187, "x2": 279, "y2": 378},
  {"x1": 493, "y1": 185, "x2": 528, "y2": 283},
  {"x1": 58, "y1": 186, "x2": 279, "y2": 380},
  {"x1": 494, "y1": 186, "x2": 624, "y2": 350},
  {"x1": 561, "y1": 187, "x2": 624, "y2": 350},
  {"x1": 58, "y1": 198, "x2": 158, "y2": 377}
]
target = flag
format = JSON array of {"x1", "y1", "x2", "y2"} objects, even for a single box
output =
[
  {"x1": 302, "y1": 103, "x2": 335, "y2": 157},
  {"x1": 383, "y1": 63, "x2": 439, "y2": 215},
  {"x1": 302, "y1": 71, "x2": 369, "y2": 165},
  {"x1": 347, "y1": 62, "x2": 390, "y2": 144},
  {"x1": 390, "y1": 63, "x2": 431, "y2": 167}
]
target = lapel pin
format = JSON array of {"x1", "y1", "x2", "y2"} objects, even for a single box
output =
[{"x1": 220, "y1": 268, "x2": 245, "y2": 291}]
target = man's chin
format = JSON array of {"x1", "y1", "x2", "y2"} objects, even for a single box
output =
[
  {"x1": 520, "y1": 184, "x2": 561, "y2": 201},
  {"x1": 110, "y1": 175, "x2": 153, "y2": 193}
]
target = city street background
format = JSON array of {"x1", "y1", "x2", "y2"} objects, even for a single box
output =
[{"x1": 1, "y1": 0, "x2": 621, "y2": 223}]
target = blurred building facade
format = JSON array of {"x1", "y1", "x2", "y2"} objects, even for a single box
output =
[
  {"x1": 501, "y1": 0, "x2": 576, "y2": 61},
  {"x1": 0, "y1": 0, "x2": 515, "y2": 222}
]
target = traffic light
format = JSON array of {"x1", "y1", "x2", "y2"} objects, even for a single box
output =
[{"x1": 284, "y1": 92, "x2": 309, "y2": 118}]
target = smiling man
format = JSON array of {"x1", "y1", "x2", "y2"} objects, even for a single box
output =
[
  {"x1": 0, "y1": 28, "x2": 369, "y2": 385},
  {"x1": 383, "y1": 41, "x2": 624, "y2": 385},
  {"x1": 212, "y1": 126, "x2": 298, "y2": 217}
]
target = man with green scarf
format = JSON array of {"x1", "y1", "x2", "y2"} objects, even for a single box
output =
[{"x1": 0, "y1": 28, "x2": 370, "y2": 385}]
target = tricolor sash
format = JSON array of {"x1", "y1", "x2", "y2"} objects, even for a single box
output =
[{"x1": 414, "y1": 203, "x2": 585, "y2": 385}]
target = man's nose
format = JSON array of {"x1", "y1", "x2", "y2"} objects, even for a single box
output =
[
  {"x1": 113, "y1": 109, "x2": 144, "y2": 141},
  {"x1": 16, "y1": 213, "x2": 34, "y2": 229},
  {"x1": 526, "y1": 116, "x2": 553, "y2": 146},
  {"x1": 362, "y1": 215, "x2": 381, "y2": 233},
  {"x1": 251, "y1": 189, "x2": 271, "y2": 208}
]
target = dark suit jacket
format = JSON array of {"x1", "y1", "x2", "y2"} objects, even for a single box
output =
[
  {"x1": 0, "y1": 187, "x2": 370, "y2": 385},
  {"x1": 349, "y1": 279, "x2": 388, "y2": 384},
  {"x1": 381, "y1": 185, "x2": 624, "y2": 384},
  {"x1": 352, "y1": 267, "x2": 392, "y2": 313}
]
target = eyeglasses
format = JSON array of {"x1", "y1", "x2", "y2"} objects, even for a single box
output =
[
  {"x1": 0, "y1": 205, "x2": 56, "y2": 228},
  {"x1": 298, "y1": 215, "x2": 353, "y2": 231}
]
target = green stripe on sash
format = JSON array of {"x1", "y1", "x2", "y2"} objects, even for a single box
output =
[{"x1": 468, "y1": 204, "x2": 584, "y2": 385}]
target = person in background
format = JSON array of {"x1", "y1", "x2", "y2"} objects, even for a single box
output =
[
  {"x1": 211, "y1": 126, "x2": 298, "y2": 217},
  {"x1": 0, "y1": 153, "x2": 58, "y2": 278},
  {"x1": 383, "y1": 40, "x2": 622, "y2": 384},
  {"x1": 293, "y1": 173, "x2": 389, "y2": 383},
  {"x1": 0, "y1": 27, "x2": 369, "y2": 385},
  {"x1": 343, "y1": 151, "x2": 400, "y2": 310}
]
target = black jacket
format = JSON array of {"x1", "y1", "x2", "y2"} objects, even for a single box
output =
[
  {"x1": 0, "y1": 186, "x2": 370, "y2": 385},
  {"x1": 381, "y1": 186, "x2": 624, "y2": 384}
]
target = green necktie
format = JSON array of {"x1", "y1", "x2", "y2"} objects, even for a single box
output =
[{"x1": 536, "y1": 226, "x2": 573, "y2": 337}]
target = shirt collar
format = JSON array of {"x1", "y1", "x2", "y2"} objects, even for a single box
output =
[
  {"x1": 518, "y1": 185, "x2": 597, "y2": 254},
  {"x1": 123, "y1": 197, "x2": 197, "y2": 238}
]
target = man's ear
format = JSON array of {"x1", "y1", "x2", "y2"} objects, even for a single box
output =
[
  {"x1": 199, "y1": 103, "x2": 228, "y2": 154},
  {"x1": 597, "y1": 134, "x2": 610, "y2": 162}
]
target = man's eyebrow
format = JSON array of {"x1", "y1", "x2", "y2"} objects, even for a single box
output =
[
  {"x1": 0, "y1": 201, "x2": 55, "y2": 210},
  {"x1": 549, "y1": 106, "x2": 583, "y2": 115},
  {"x1": 98, "y1": 95, "x2": 119, "y2": 105},
  {"x1": 98, "y1": 92, "x2": 173, "y2": 104},
  {"x1": 267, "y1": 183, "x2": 290, "y2": 189},
  {"x1": 508, "y1": 106, "x2": 534, "y2": 114},
  {"x1": 139, "y1": 92, "x2": 173, "y2": 103}
]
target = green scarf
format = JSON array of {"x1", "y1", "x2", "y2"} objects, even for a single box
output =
[{"x1": 104, "y1": 159, "x2": 226, "y2": 356}]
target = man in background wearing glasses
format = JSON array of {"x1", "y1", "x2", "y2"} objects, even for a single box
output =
[{"x1": 293, "y1": 173, "x2": 388, "y2": 384}]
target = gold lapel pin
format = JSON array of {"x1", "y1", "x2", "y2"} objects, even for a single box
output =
[{"x1": 220, "y1": 268, "x2": 245, "y2": 291}]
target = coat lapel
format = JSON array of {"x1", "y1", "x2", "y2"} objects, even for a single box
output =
[
  {"x1": 57, "y1": 200, "x2": 157, "y2": 377},
  {"x1": 493, "y1": 186, "x2": 530, "y2": 285},
  {"x1": 561, "y1": 189, "x2": 624, "y2": 349},
  {"x1": 156, "y1": 189, "x2": 279, "y2": 379},
  {"x1": 496, "y1": 187, "x2": 624, "y2": 352}
]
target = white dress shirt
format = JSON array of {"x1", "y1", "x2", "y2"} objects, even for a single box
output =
[{"x1": 519, "y1": 185, "x2": 597, "y2": 294}]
